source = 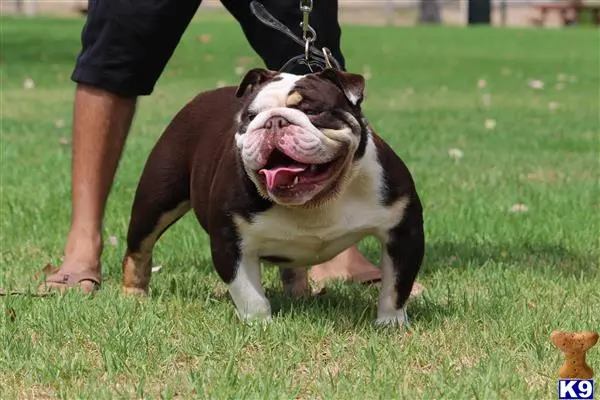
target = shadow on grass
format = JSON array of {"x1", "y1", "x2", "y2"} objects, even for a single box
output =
[
  {"x1": 420, "y1": 241, "x2": 597, "y2": 278},
  {"x1": 148, "y1": 240, "x2": 595, "y2": 330},
  {"x1": 265, "y1": 286, "x2": 453, "y2": 331}
]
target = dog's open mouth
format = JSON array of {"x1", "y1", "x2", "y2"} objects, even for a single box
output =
[{"x1": 258, "y1": 149, "x2": 341, "y2": 192}]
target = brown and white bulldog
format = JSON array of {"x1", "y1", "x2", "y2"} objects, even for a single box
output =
[{"x1": 121, "y1": 68, "x2": 425, "y2": 326}]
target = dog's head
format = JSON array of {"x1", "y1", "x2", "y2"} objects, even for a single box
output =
[{"x1": 234, "y1": 68, "x2": 367, "y2": 207}]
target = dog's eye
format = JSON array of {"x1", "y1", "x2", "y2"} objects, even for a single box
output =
[
  {"x1": 247, "y1": 112, "x2": 257, "y2": 121},
  {"x1": 305, "y1": 109, "x2": 321, "y2": 116}
]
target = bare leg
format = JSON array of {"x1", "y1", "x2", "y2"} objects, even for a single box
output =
[
  {"x1": 309, "y1": 245, "x2": 382, "y2": 285},
  {"x1": 309, "y1": 246, "x2": 425, "y2": 297},
  {"x1": 39, "y1": 84, "x2": 136, "y2": 293}
]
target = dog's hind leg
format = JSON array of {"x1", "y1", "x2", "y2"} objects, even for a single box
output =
[
  {"x1": 279, "y1": 268, "x2": 310, "y2": 298},
  {"x1": 122, "y1": 143, "x2": 191, "y2": 295}
]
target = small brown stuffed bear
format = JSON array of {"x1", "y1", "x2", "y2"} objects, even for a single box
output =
[{"x1": 550, "y1": 330, "x2": 599, "y2": 379}]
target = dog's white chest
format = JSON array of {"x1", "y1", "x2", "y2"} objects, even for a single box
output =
[
  {"x1": 247, "y1": 205, "x2": 375, "y2": 266},
  {"x1": 234, "y1": 183, "x2": 408, "y2": 268}
]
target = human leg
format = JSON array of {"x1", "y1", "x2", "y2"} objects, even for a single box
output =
[
  {"x1": 40, "y1": 87, "x2": 137, "y2": 293},
  {"x1": 40, "y1": 0, "x2": 203, "y2": 292}
]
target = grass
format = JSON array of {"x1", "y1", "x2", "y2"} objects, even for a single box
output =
[{"x1": 1, "y1": 13, "x2": 599, "y2": 399}]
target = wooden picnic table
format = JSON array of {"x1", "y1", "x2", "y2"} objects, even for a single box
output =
[{"x1": 532, "y1": 1, "x2": 600, "y2": 26}]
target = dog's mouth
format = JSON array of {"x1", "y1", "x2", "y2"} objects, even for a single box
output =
[{"x1": 257, "y1": 149, "x2": 343, "y2": 195}]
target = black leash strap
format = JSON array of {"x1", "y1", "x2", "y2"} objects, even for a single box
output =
[{"x1": 248, "y1": 1, "x2": 342, "y2": 73}]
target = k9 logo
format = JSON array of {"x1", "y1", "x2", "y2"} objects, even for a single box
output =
[{"x1": 558, "y1": 379, "x2": 595, "y2": 400}]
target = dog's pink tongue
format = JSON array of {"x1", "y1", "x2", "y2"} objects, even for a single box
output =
[{"x1": 259, "y1": 165, "x2": 307, "y2": 189}]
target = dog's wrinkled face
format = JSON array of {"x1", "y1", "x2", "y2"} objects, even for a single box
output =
[{"x1": 234, "y1": 68, "x2": 366, "y2": 206}]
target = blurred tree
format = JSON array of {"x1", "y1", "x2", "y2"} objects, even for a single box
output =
[{"x1": 419, "y1": 0, "x2": 442, "y2": 23}]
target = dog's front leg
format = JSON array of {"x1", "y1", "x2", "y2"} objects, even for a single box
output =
[
  {"x1": 376, "y1": 198, "x2": 425, "y2": 326},
  {"x1": 227, "y1": 255, "x2": 271, "y2": 323},
  {"x1": 211, "y1": 241, "x2": 271, "y2": 323}
]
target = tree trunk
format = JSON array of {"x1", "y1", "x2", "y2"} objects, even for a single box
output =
[{"x1": 419, "y1": 0, "x2": 442, "y2": 24}]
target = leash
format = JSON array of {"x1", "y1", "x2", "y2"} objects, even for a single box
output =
[
  {"x1": 0, "y1": 289, "x2": 55, "y2": 297},
  {"x1": 249, "y1": 0, "x2": 342, "y2": 73}
]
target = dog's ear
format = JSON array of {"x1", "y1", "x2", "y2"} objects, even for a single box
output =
[
  {"x1": 235, "y1": 68, "x2": 279, "y2": 98},
  {"x1": 316, "y1": 69, "x2": 365, "y2": 107}
]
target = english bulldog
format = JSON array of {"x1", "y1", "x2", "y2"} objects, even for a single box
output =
[{"x1": 121, "y1": 68, "x2": 425, "y2": 326}]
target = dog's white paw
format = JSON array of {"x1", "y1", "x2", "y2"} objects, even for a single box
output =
[
  {"x1": 228, "y1": 260, "x2": 272, "y2": 325},
  {"x1": 375, "y1": 305, "x2": 409, "y2": 327},
  {"x1": 236, "y1": 302, "x2": 272, "y2": 325}
]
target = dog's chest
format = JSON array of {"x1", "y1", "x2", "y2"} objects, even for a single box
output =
[
  {"x1": 234, "y1": 175, "x2": 407, "y2": 268},
  {"x1": 250, "y1": 204, "x2": 377, "y2": 266}
]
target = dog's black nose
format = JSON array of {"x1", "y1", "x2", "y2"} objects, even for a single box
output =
[{"x1": 264, "y1": 116, "x2": 289, "y2": 130}]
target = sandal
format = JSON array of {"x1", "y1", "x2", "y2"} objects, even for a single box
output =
[
  {"x1": 37, "y1": 264, "x2": 101, "y2": 294},
  {"x1": 309, "y1": 263, "x2": 383, "y2": 286},
  {"x1": 347, "y1": 270, "x2": 383, "y2": 285},
  {"x1": 312, "y1": 279, "x2": 426, "y2": 299}
]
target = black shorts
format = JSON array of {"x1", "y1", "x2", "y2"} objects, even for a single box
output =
[{"x1": 71, "y1": 0, "x2": 346, "y2": 97}]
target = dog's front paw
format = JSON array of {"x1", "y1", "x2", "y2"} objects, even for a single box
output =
[
  {"x1": 375, "y1": 305, "x2": 409, "y2": 327},
  {"x1": 236, "y1": 301, "x2": 272, "y2": 325}
]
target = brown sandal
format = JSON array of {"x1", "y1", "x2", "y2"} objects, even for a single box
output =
[
  {"x1": 38, "y1": 265, "x2": 101, "y2": 294},
  {"x1": 312, "y1": 279, "x2": 426, "y2": 299},
  {"x1": 309, "y1": 269, "x2": 382, "y2": 296},
  {"x1": 347, "y1": 270, "x2": 383, "y2": 285},
  {"x1": 309, "y1": 265, "x2": 383, "y2": 286}
]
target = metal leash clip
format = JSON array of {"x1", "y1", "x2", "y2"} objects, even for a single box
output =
[
  {"x1": 321, "y1": 46, "x2": 335, "y2": 69},
  {"x1": 299, "y1": 0, "x2": 316, "y2": 67}
]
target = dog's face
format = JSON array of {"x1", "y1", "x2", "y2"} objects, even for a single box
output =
[{"x1": 234, "y1": 68, "x2": 367, "y2": 207}]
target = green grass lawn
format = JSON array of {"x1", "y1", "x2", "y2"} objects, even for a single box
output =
[{"x1": 1, "y1": 14, "x2": 599, "y2": 399}]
